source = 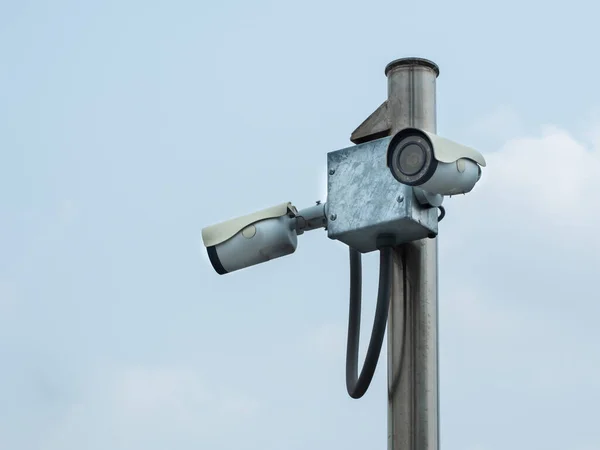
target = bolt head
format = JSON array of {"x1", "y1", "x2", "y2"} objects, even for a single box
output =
[
  {"x1": 330, "y1": 214, "x2": 337, "y2": 221},
  {"x1": 397, "y1": 195, "x2": 404, "y2": 203},
  {"x1": 329, "y1": 169, "x2": 335, "y2": 175}
]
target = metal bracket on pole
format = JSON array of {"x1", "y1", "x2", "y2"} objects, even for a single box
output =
[{"x1": 351, "y1": 101, "x2": 391, "y2": 144}]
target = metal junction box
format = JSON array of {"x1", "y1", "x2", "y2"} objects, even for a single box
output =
[{"x1": 326, "y1": 136, "x2": 438, "y2": 253}]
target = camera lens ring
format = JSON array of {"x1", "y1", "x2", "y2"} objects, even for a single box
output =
[{"x1": 388, "y1": 131, "x2": 438, "y2": 186}]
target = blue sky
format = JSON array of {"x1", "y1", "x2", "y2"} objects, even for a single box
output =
[{"x1": 1, "y1": 1, "x2": 599, "y2": 449}]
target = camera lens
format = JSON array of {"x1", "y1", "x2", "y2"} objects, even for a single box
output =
[
  {"x1": 387, "y1": 130, "x2": 437, "y2": 186},
  {"x1": 396, "y1": 143, "x2": 426, "y2": 175}
]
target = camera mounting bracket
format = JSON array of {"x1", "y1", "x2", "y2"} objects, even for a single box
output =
[{"x1": 326, "y1": 136, "x2": 438, "y2": 253}]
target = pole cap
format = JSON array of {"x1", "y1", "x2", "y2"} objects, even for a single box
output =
[{"x1": 385, "y1": 57, "x2": 440, "y2": 77}]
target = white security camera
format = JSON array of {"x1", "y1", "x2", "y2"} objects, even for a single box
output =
[
  {"x1": 202, "y1": 202, "x2": 299, "y2": 275},
  {"x1": 387, "y1": 128, "x2": 486, "y2": 196}
]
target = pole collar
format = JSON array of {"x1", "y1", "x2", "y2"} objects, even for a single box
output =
[{"x1": 385, "y1": 57, "x2": 440, "y2": 77}]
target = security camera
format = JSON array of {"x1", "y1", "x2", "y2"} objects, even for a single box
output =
[
  {"x1": 387, "y1": 127, "x2": 486, "y2": 196},
  {"x1": 202, "y1": 202, "x2": 299, "y2": 275}
]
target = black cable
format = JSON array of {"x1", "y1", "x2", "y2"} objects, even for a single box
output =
[
  {"x1": 438, "y1": 205, "x2": 446, "y2": 222},
  {"x1": 346, "y1": 244, "x2": 393, "y2": 399}
]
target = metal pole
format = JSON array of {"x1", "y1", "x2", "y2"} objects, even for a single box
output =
[{"x1": 386, "y1": 58, "x2": 440, "y2": 450}]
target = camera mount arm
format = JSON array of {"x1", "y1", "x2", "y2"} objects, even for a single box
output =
[{"x1": 295, "y1": 202, "x2": 328, "y2": 235}]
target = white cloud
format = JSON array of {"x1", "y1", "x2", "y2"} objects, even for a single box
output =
[
  {"x1": 443, "y1": 119, "x2": 600, "y2": 316},
  {"x1": 484, "y1": 125, "x2": 599, "y2": 220},
  {"x1": 436, "y1": 121, "x2": 600, "y2": 449},
  {"x1": 443, "y1": 121, "x2": 600, "y2": 255}
]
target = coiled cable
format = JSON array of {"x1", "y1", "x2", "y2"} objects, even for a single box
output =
[{"x1": 345, "y1": 241, "x2": 394, "y2": 399}]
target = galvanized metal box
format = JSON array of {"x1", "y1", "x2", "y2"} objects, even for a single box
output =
[{"x1": 326, "y1": 136, "x2": 438, "y2": 253}]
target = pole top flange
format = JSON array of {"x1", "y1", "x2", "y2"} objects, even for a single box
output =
[{"x1": 385, "y1": 57, "x2": 440, "y2": 77}]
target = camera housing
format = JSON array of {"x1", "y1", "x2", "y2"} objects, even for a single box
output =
[
  {"x1": 387, "y1": 128, "x2": 486, "y2": 196},
  {"x1": 327, "y1": 137, "x2": 438, "y2": 253},
  {"x1": 326, "y1": 129, "x2": 486, "y2": 253},
  {"x1": 202, "y1": 202, "x2": 298, "y2": 275}
]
